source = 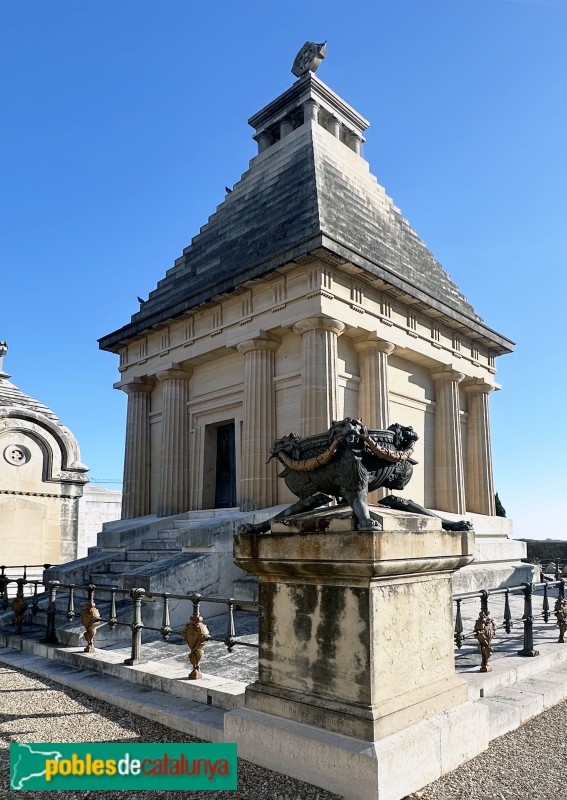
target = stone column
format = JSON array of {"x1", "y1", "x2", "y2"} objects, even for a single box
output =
[
  {"x1": 303, "y1": 99, "x2": 319, "y2": 123},
  {"x1": 120, "y1": 380, "x2": 153, "y2": 520},
  {"x1": 293, "y1": 317, "x2": 345, "y2": 436},
  {"x1": 280, "y1": 118, "x2": 293, "y2": 138},
  {"x1": 156, "y1": 367, "x2": 193, "y2": 517},
  {"x1": 256, "y1": 132, "x2": 272, "y2": 153},
  {"x1": 354, "y1": 335, "x2": 395, "y2": 430},
  {"x1": 328, "y1": 117, "x2": 340, "y2": 138},
  {"x1": 431, "y1": 368, "x2": 466, "y2": 514},
  {"x1": 463, "y1": 379, "x2": 496, "y2": 516},
  {"x1": 237, "y1": 335, "x2": 280, "y2": 511}
]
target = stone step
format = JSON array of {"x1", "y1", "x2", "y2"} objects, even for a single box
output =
[
  {"x1": 90, "y1": 573, "x2": 124, "y2": 587},
  {"x1": 124, "y1": 550, "x2": 161, "y2": 562},
  {"x1": 108, "y1": 561, "x2": 148, "y2": 573},
  {"x1": 140, "y1": 540, "x2": 182, "y2": 550},
  {"x1": 154, "y1": 530, "x2": 180, "y2": 540}
]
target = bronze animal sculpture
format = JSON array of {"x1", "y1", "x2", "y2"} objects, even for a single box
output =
[{"x1": 238, "y1": 418, "x2": 418, "y2": 533}]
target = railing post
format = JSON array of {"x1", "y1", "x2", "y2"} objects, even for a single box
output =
[
  {"x1": 31, "y1": 581, "x2": 40, "y2": 617},
  {"x1": 542, "y1": 582, "x2": 550, "y2": 623},
  {"x1": 454, "y1": 599, "x2": 464, "y2": 648},
  {"x1": 160, "y1": 593, "x2": 172, "y2": 641},
  {"x1": 518, "y1": 582, "x2": 539, "y2": 657},
  {"x1": 12, "y1": 579, "x2": 28, "y2": 634},
  {"x1": 108, "y1": 589, "x2": 117, "y2": 630},
  {"x1": 124, "y1": 588, "x2": 145, "y2": 665},
  {"x1": 503, "y1": 589, "x2": 512, "y2": 634},
  {"x1": 66, "y1": 585, "x2": 76, "y2": 622},
  {"x1": 0, "y1": 574, "x2": 9, "y2": 611},
  {"x1": 41, "y1": 581, "x2": 60, "y2": 644},
  {"x1": 225, "y1": 598, "x2": 236, "y2": 652}
]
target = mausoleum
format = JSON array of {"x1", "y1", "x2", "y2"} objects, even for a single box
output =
[
  {"x1": 0, "y1": 342, "x2": 89, "y2": 567},
  {"x1": 99, "y1": 50, "x2": 523, "y2": 586}
]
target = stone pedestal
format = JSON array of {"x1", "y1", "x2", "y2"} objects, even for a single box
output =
[
  {"x1": 233, "y1": 507, "x2": 474, "y2": 741},
  {"x1": 226, "y1": 508, "x2": 483, "y2": 799}
]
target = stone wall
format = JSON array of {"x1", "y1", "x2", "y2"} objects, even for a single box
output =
[{"x1": 77, "y1": 486, "x2": 122, "y2": 557}]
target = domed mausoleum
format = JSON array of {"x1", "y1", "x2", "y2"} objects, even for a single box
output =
[{"x1": 0, "y1": 342, "x2": 89, "y2": 566}]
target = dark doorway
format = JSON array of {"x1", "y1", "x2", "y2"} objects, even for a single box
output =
[{"x1": 215, "y1": 422, "x2": 236, "y2": 508}]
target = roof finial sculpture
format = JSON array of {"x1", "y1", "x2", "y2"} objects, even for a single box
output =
[
  {"x1": 0, "y1": 341, "x2": 8, "y2": 377},
  {"x1": 291, "y1": 41, "x2": 327, "y2": 78}
]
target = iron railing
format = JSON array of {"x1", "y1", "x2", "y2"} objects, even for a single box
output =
[
  {"x1": 454, "y1": 578, "x2": 567, "y2": 671},
  {"x1": 0, "y1": 573, "x2": 258, "y2": 676}
]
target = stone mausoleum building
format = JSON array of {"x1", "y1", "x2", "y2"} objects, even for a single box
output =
[
  {"x1": 0, "y1": 342, "x2": 89, "y2": 567},
  {"x1": 100, "y1": 52, "x2": 521, "y2": 585}
]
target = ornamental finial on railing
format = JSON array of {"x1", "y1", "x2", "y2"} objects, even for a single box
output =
[
  {"x1": 80, "y1": 585, "x2": 100, "y2": 653},
  {"x1": 183, "y1": 594, "x2": 211, "y2": 680}
]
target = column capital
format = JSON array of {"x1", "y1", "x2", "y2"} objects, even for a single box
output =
[
  {"x1": 293, "y1": 317, "x2": 345, "y2": 337},
  {"x1": 431, "y1": 367, "x2": 465, "y2": 384},
  {"x1": 353, "y1": 333, "x2": 395, "y2": 355},
  {"x1": 237, "y1": 333, "x2": 281, "y2": 355},
  {"x1": 156, "y1": 365, "x2": 193, "y2": 382},
  {"x1": 116, "y1": 378, "x2": 155, "y2": 395},
  {"x1": 462, "y1": 378, "x2": 496, "y2": 395}
]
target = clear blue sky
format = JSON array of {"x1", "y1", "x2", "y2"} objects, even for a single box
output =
[{"x1": 1, "y1": 1, "x2": 565, "y2": 539}]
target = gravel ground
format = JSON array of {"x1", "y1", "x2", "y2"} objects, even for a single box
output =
[
  {"x1": 0, "y1": 664, "x2": 339, "y2": 800},
  {"x1": 410, "y1": 701, "x2": 567, "y2": 800},
  {"x1": 4, "y1": 662, "x2": 567, "y2": 800}
]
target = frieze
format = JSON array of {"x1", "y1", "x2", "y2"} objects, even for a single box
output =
[{"x1": 0, "y1": 489, "x2": 71, "y2": 500}]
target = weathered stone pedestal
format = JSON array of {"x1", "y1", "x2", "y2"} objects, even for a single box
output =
[{"x1": 225, "y1": 507, "x2": 488, "y2": 800}]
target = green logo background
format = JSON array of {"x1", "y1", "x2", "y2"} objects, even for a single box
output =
[{"x1": 10, "y1": 742, "x2": 237, "y2": 791}]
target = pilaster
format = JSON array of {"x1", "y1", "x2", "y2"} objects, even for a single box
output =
[
  {"x1": 431, "y1": 367, "x2": 466, "y2": 514},
  {"x1": 156, "y1": 366, "x2": 193, "y2": 517},
  {"x1": 237, "y1": 335, "x2": 280, "y2": 511},
  {"x1": 293, "y1": 316, "x2": 345, "y2": 436},
  {"x1": 463, "y1": 379, "x2": 496, "y2": 516},
  {"x1": 120, "y1": 380, "x2": 153, "y2": 520}
]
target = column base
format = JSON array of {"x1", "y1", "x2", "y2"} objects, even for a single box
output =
[{"x1": 225, "y1": 700, "x2": 489, "y2": 800}]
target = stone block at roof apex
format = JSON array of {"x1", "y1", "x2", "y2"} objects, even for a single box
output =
[{"x1": 99, "y1": 60, "x2": 513, "y2": 356}]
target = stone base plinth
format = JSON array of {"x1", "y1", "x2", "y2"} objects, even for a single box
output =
[
  {"x1": 225, "y1": 700, "x2": 489, "y2": 800},
  {"x1": 234, "y1": 506, "x2": 475, "y2": 742}
]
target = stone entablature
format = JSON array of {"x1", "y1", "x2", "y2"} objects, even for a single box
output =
[
  {"x1": 115, "y1": 259, "x2": 499, "y2": 382},
  {"x1": 113, "y1": 256, "x2": 499, "y2": 517}
]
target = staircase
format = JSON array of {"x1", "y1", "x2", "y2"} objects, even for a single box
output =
[{"x1": 32, "y1": 505, "x2": 283, "y2": 647}]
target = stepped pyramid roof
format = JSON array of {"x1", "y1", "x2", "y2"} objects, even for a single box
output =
[{"x1": 99, "y1": 72, "x2": 513, "y2": 355}]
